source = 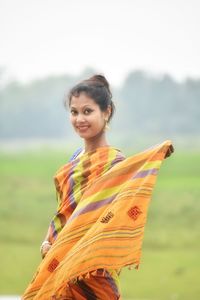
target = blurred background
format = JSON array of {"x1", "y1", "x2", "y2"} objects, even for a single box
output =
[{"x1": 0, "y1": 0, "x2": 199, "y2": 299}]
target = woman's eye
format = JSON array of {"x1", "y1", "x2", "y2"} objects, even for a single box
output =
[
  {"x1": 71, "y1": 110, "x2": 77, "y2": 115},
  {"x1": 84, "y1": 109, "x2": 92, "y2": 115}
]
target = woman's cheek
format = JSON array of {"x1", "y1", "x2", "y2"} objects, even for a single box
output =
[{"x1": 70, "y1": 116, "x2": 76, "y2": 127}]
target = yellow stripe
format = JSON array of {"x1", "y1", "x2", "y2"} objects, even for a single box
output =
[
  {"x1": 75, "y1": 184, "x2": 123, "y2": 209},
  {"x1": 142, "y1": 160, "x2": 161, "y2": 170}
]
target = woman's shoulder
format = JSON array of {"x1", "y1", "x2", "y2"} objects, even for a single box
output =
[
  {"x1": 68, "y1": 148, "x2": 83, "y2": 162},
  {"x1": 112, "y1": 147, "x2": 126, "y2": 164},
  {"x1": 68, "y1": 146, "x2": 126, "y2": 163}
]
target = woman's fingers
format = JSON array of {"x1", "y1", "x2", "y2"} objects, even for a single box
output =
[
  {"x1": 164, "y1": 144, "x2": 174, "y2": 159},
  {"x1": 41, "y1": 244, "x2": 51, "y2": 259}
]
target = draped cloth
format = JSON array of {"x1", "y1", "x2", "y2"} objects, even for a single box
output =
[{"x1": 22, "y1": 140, "x2": 172, "y2": 300}]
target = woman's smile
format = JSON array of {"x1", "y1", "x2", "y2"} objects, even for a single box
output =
[{"x1": 76, "y1": 125, "x2": 90, "y2": 132}]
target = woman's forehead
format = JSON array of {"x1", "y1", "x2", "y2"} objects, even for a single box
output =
[{"x1": 70, "y1": 94, "x2": 98, "y2": 108}]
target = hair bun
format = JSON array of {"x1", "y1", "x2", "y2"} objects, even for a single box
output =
[{"x1": 88, "y1": 74, "x2": 110, "y2": 90}]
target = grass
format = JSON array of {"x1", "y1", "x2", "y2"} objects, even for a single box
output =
[{"x1": 0, "y1": 149, "x2": 199, "y2": 299}]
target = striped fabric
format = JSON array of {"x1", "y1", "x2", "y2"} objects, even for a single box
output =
[
  {"x1": 48, "y1": 146, "x2": 125, "y2": 243},
  {"x1": 22, "y1": 140, "x2": 172, "y2": 300}
]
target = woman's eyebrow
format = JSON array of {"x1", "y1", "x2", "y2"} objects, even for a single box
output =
[{"x1": 71, "y1": 105, "x2": 93, "y2": 109}]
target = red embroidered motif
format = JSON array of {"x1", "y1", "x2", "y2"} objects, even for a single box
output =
[
  {"x1": 127, "y1": 206, "x2": 142, "y2": 221},
  {"x1": 48, "y1": 258, "x2": 59, "y2": 272},
  {"x1": 100, "y1": 211, "x2": 114, "y2": 223}
]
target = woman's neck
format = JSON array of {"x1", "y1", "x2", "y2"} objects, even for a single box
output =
[{"x1": 83, "y1": 134, "x2": 109, "y2": 153}]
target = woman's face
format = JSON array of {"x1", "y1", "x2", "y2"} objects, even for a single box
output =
[{"x1": 69, "y1": 93, "x2": 110, "y2": 140}]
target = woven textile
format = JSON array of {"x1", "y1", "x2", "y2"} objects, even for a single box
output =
[{"x1": 22, "y1": 140, "x2": 172, "y2": 300}]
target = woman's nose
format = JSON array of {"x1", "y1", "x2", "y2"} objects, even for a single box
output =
[{"x1": 76, "y1": 113, "x2": 85, "y2": 122}]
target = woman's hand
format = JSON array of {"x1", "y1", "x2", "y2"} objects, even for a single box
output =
[
  {"x1": 164, "y1": 144, "x2": 174, "y2": 159},
  {"x1": 40, "y1": 241, "x2": 51, "y2": 259}
]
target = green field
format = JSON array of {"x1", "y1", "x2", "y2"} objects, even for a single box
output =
[{"x1": 0, "y1": 149, "x2": 200, "y2": 299}]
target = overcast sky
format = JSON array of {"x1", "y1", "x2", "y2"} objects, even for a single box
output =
[{"x1": 1, "y1": 0, "x2": 200, "y2": 86}]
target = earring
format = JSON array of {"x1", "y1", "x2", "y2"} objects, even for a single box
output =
[{"x1": 104, "y1": 119, "x2": 110, "y2": 131}]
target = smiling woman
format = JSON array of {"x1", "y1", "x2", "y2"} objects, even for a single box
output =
[
  {"x1": 69, "y1": 93, "x2": 109, "y2": 141},
  {"x1": 67, "y1": 75, "x2": 115, "y2": 151},
  {"x1": 22, "y1": 74, "x2": 174, "y2": 300}
]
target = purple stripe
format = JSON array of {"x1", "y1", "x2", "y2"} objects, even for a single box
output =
[
  {"x1": 68, "y1": 194, "x2": 117, "y2": 222},
  {"x1": 68, "y1": 177, "x2": 77, "y2": 210},
  {"x1": 51, "y1": 221, "x2": 58, "y2": 240},
  {"x1": 67, "y1": 160, "x2": 80, "y2": 209},
  {"x1": 68, "y1": 148, "x2": 83, "y2": 162},
  {"x1": 110, "y1": 153, "x2": 125, "y2": 168},
  {"x1": 132, "y1": 168, "x2": 158, "y2": 179},
  {"x1": 104, "y1": 270, "x2": 120, "y2": 297}
]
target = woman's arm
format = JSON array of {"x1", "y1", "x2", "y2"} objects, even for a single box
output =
[{"x1": 40, "y1": 149, "x2": 83, "y2": 259}]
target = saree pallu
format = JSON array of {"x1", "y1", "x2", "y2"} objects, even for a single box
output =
[{"x1": 22, "y1": 140, "x2": 172, "y2": 300}]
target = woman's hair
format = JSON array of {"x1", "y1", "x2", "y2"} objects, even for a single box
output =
[{"x1": 65, "y1": 74, "x2": 115, "y2": 122}]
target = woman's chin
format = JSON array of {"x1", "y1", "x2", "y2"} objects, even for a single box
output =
[
  {"x1": 77, "y1": 132, "x2": 91, "y2": 139},
  {"x1": 75, "y1": 128, "x2": 104, "y2": 140}
]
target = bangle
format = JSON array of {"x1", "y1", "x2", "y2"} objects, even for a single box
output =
[{"x1": 40, "y1": 240, "x2": 51, "y2": 253}]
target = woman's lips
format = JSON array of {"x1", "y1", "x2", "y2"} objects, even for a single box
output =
[{"x1": 76, "y1": 125, "x2": 89, "y2": 132}]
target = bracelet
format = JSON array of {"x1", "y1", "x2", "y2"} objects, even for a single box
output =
[{"x1": 40, "y1": 240, "x2": 51, "y2": 253}]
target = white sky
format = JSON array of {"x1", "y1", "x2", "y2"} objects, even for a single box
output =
[{"x1": 1, "y1": 0, "x2": 200, "y2": 86}]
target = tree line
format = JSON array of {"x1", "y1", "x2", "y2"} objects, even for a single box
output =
[{"x1": 0, "y1": 69, "x2": 199, "y2": 147}]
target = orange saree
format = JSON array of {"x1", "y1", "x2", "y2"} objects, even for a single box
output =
[{"x1": 22, "y1": 140, "x2": 172, "y2": 300}]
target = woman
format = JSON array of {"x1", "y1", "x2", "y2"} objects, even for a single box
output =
[{"x1": 23, "y1": 74, "x2": 174, "y2": 300}]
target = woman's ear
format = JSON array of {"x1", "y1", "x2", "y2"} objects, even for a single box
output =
[{"x1": 104, "y1": 105, "x2": 111, "y2": 121}]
